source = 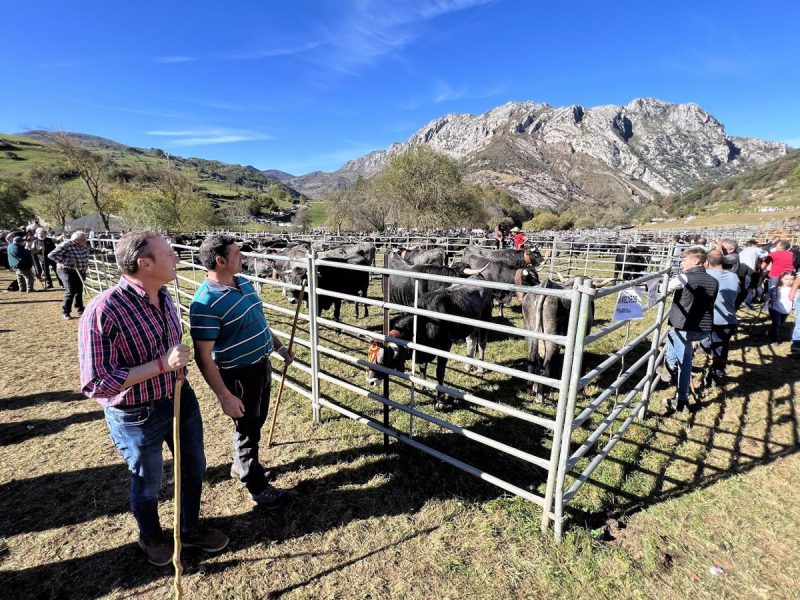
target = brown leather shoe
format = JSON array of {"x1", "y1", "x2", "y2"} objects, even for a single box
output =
[
  {"x1": 181, "y1": 526, "x2": 229, "y2": 553},
  {"x1": 138, "y1": 534, "x2": 173, "y2": 566}
]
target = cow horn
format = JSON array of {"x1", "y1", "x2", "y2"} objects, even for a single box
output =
[
  {"x1": 594, "y1": 277, "x2": 615, "y2": 287},
  {"x1": 463, "y1": 264, "x2": 489, "y2": 275},
  {"x1": 552, "y1": 272, "x2": 564, "y2": 282}
]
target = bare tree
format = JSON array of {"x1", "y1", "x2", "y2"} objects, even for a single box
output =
[
  {"x1": 28, "y1": 166, "x2": 80, "y2": 231},
  {"x1": 292, "y1": 205, "x2": 312, "y2": 232},
  {"x1": 50, "y1": 132, "x2": 114, "y2": 231},
  {"x1": 138, "y1": 162, "x2": 199, "y2": 227}
]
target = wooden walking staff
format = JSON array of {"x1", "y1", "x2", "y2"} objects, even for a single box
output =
[
  {"x1": 172, "y1": 367, "x2": 185, "y2": 600},
  {"x1": 267, "y1": 279, "x2": 307, "y2": 449},
  {"x1": 170, "y1": 266, "x2": 188, "y2": 599}
]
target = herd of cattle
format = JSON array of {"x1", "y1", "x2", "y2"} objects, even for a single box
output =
[{"x1": 170, "y1": 235, "x2": 659, "y2": 408}]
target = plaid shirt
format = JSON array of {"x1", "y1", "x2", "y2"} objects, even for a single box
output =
[
  {"x1": 79, "y1": 276, "x2": 183, "y2": 408},
  {"x1": 48, "y1": 240, "x2": 101, "y2": 274}
]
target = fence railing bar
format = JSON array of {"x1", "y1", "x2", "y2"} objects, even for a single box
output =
[
  {"x1": 317, "y1": 397, "x2": 550, "y2": 508},
  {"x1": 578, "y1": 323, "x2": 658, "y2": 388}
]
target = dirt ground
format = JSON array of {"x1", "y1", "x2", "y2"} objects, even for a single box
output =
[{"x1": 2, "y1": 269, "x2": 800, "y2": 600}]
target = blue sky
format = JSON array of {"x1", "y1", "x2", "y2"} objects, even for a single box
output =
[{"x1": 2, "y1": 0, "x2": 798, "y2": 175}]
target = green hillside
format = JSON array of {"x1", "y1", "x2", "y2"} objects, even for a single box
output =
[
  {"x1": 660, "y1": 148, "x2": 800, "y2": 218},
  {"x1": 0, "y1": 131, "x2": 311, "y2": 230}
]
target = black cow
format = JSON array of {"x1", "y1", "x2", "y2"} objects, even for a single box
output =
[
  {"x1": 398, "y1": 246, "x2": 446, "y2": 266},
  {"x1": 386, "y1": 251, "x2": 465, "y2": 306},
  {"x1": 613, "y1": 245, "x2": 650, "y2": 281},
  {"x1": 366, "y1": 275, "x2": 494, "y2": 410},
  {"x1": 287, "y1": 257, "x2": 370, "y2": 320},
  {"x1": 319, "y1": 242, "x2": 376, "y2": 265},
  {"x1": 463, "y1": 244, "x2": 544, "y2": 269},
  {"x1": 461, "y1": 254, "x2": 540, "y2": 317}
]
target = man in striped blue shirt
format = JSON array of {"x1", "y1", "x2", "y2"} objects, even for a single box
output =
[{"x1": 190, "y1": 235, "x2": 293, "y2": 508}]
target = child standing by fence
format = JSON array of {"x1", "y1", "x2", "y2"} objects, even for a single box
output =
[{"x1": 767, "y1": 271, "x2": 796, "y2": 343}]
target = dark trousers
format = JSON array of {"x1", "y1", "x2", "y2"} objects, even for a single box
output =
[
  {"x1": 768, "y1": 310, "x2": 789, "y2": 342},
  {"x1": 220, "y1": 358, "x2": 272, "y2": 495},
  {"x1": 700, "y1": 324, "x2": 736, "y2": 381},
  {"x1": 57, "y1": 268, "x2": 84, "y2": 316},
  {"x1": 32, "y1": 254, "x2": 54, "y2": 287}
]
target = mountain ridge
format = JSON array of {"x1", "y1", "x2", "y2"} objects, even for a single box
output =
[{"x1": 287, "y1": 98, "x2": 789, "y2": 210}]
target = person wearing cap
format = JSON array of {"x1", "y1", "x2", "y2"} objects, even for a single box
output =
[
  {"x1": 7, "y1": 235, "x2": 35, "y2": 292},
  {"x1": 511, "y1": 226, "x2": 527, "y2": 251}
]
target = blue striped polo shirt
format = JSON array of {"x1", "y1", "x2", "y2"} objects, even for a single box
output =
[{"x1": 189, "y1": 275, "x2": 273, "y2": 368}]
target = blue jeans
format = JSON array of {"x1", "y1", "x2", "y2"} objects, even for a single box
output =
[
  {"x1": 105, "y1": 382, "x2": 206, "y2": 538},
  {"x1": 666, "y1": 329, "x2": 709, "y2": 401},
  {"x1": 792, "y1": 302, "x2": 800, "y2": 352}
]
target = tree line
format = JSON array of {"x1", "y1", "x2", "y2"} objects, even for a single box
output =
[{"x1": 324, "y1": 146, "x2": 531, "y2": 232}]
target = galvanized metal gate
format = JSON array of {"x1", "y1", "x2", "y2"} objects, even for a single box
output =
[{"x1": 85, "y1": 238, "x2": 673, "y2": 542}]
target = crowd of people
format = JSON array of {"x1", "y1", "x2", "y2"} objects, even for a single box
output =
[
  {"x1": 1, "y1": 225, "x2": 110, "y2": 319},
  {"x1": 658, "y1": 236, "x2": 800, "y2": 413}
]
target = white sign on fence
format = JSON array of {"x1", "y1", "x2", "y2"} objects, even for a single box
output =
[{"x1": 612, "y1": 289, "x2": 644, "y2": 321}]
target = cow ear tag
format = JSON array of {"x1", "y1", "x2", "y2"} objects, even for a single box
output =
[{"x1": 367, "y1": 341, "x2": 381, "y2": 365}]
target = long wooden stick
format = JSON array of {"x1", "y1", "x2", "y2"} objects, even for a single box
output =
[
  {"x1": 266, "y1": 279, "x2": 306, "y2": 448},
  {"x1": 172, "y1": 371, "x2": 184, "y2": 600}
]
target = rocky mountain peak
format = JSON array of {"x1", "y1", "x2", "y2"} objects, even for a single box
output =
[{"x1": 287, "y1": 98, "x2": 788, "y2": 209}]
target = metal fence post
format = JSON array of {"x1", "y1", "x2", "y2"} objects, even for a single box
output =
[
  {"x1": 637, "y1": 271, "x2": 670, "y2": 419},
  {"x1": 381, "y1": 251, "x2": 391, "y2": 447},
  {"x1": 553, "y1": 276, "x2": 594, "y2": 542},
  {"x1": 307, "y1": 252, "x2": 321, "y2": 424},
  {"x1": 540, "y1": 278, "x2": 584, "y2": 534}
]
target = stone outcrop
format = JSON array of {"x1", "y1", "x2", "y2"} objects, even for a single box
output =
[{"x1": 286, "y1": 98, "x2": 788, "y2": 209}]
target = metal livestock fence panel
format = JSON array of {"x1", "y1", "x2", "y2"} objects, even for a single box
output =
[{"x1": 83, "y1": 238, "x2": 675, "y2": 542}]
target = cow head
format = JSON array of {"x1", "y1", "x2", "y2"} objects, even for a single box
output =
[
  {"x1": 524, "y1": 247, "x2": 545, "y2": 267},
  {"x1": 284, "y1": 267, "x2": 308, "y2": 304},
  {"x1": 513, "y1": 267, "x2": 540, "y2": 301}
]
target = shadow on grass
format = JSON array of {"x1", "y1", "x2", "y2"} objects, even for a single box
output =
[
  {"x1": 566, "y1": 331, "x2": 800, "y2": 533},
  {"x1": 0, "y1": 410, "x2": 100, "y2": 447},
  {"x1": 0, "y1": 421, "x2": 546, "y2": 599},
  {"x1": 0, "y1": 299, "x2": 64, "y2": 305},
  {"x1": 0, "y1": 390, "x2": 84, "y2": 412}
]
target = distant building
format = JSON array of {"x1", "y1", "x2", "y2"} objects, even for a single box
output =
[{"x1": 65, "y1": 213, "x2": 127, "y2": 233}]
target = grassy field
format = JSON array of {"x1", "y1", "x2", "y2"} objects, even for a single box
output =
[
  {"x1": 639, "y1": 209, "x2": 800, "y2": 230},
  {"x1": 1, "y1": 262, "x2": 800, "y2": 599}
]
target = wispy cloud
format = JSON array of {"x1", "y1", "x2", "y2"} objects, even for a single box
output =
[
  {"x1": 434, "y1": 81, "x2": 466, "y2": 103},
  {"x1": 154, "y1": 55, "x2": 197, "y2": 64},
  {"x1": 433, "y1": 80, "x2": 505, "y2": 103},
  {"x1": 76, "y1": 101, "x2": 196, "y2": 120},
  {"x1": 306, "y1": 0, "x2": 495, "y2": 76},
  {"x1": 229, "y1": 42, "x2": 323, "y2": 61},
  {"x1": 146, "y1": 128, "x2": 273, "y2": 146}
]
